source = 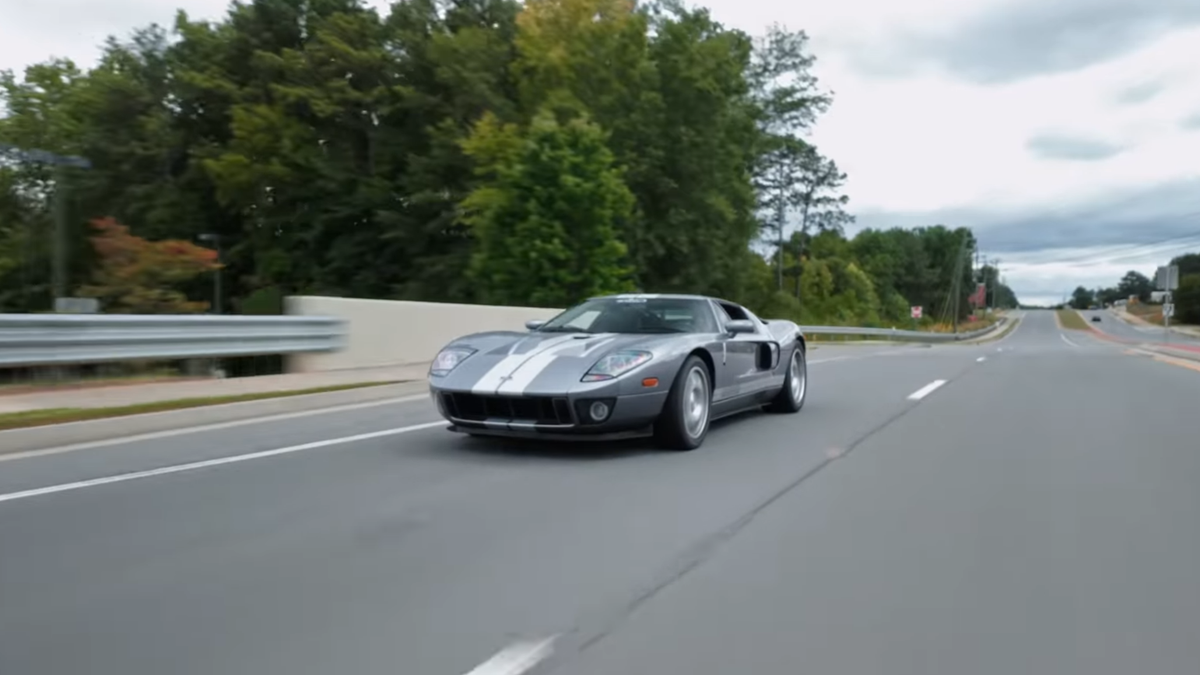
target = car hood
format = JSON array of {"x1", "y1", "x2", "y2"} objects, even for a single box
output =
[{"x1": 434, "y1": 330, "x2": 681, "y2": 395}]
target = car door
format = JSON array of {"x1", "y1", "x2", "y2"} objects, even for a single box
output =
[{"x1": 710, "y1": 300, "x2": 765, "y2": 404}]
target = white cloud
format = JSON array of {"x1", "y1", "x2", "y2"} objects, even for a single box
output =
[
  {"x1": 4, "y1": 0, "x2": 1200, "y2": 304},
  {"x1": 701, "y1": 0, "x2": 1200, "y2": 302}
]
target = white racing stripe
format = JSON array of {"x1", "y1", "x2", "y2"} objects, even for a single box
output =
[
  {"x1": 464, "y1": 637, "x2": 557, "y2": 675},
  {"x1": 907, "y1": 380, "x2": 947, "y2": 400},
  {"x1": 495, "y1": 335, "x2": 617, "y2": 394},
  {"x1": 471, "y1": 334, "x2": 581, "y2": 394},
  {"x1": 0, "y1": 421, "x2": 447, "y2": 505}
]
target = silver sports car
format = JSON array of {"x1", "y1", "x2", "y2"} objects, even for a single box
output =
[{"x1": 427, "y1": 293, "x2": 808, "y2": 450}]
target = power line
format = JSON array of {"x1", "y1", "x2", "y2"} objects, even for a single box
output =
[
  {"x1": 1007, "y1": 216, "x2": 1200, "y2": 267},
  {"x1": 1068, "y1": 236, "x2": 1200, "y2": 267},
  {"x1": 1025, "y1": 235, "x2": 1199, "y2": 268}
]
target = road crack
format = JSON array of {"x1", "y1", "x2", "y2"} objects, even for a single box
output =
[{"x1": 539, "y1": 359, "x2": 987, "y2": 673}]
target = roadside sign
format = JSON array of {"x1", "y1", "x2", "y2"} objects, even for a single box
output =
[
  {"x1": 1155, "y1": 265, "x2": 1179, "y2": 291},
  {"x1": 1164, "y1": 303, "x2": 1175, "y2": 318},
  {"x1": 54, "y1": 297, "x2": 99, "y2": 313},
  {"x1": 911, "y1": 306, "x2": 922, "y2": 319}
]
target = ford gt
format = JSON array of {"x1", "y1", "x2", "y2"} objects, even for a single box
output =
[{"x1": 427, "y1": 294, "x2": 808, "y2": 450}]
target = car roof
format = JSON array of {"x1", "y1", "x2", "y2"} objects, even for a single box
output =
[{"x1": 589, "y1": 293, "x2": 741, "y2": 305}]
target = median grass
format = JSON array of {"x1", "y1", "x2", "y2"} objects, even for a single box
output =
[
  {"x1": 961, "y1": 315, "x2": 1020, "y2": 344},
  {"x1": 1056, "y1": 309, "x2": 1091, "y2": 330},
  {"x1": 0, "y1": 381, "x2": 400, "y2": 432}
]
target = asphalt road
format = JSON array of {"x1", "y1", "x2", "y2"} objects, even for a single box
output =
[
  {"x1": 1078, "y1": 308, "x2": 1200, "y2": 345},
  {"x1": 3, "y1": 311, "x2": 1200, "y2": 675}
]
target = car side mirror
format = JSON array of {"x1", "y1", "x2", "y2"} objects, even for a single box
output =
[
  {"x1": 725, "y1": 319, "x2": 755, "y2": 334},
  {"x1": 525, "y1": 319, "x2": 546, "y2": 331}
]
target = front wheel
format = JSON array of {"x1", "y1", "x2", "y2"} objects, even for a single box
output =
[
  {"x1": 654, "y1": 355, "x2": 712, "y2": 451},
  {"x1": 766, "y1": 344, "x2": 806, "y2": 413}
]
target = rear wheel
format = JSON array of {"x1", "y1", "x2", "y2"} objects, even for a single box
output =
[
  {"x1": 654, "y1": 355, "x2": 712, "y2": 451},
  {"x1": 766, "y1": 344, "x2": 806, "y2": 413}
]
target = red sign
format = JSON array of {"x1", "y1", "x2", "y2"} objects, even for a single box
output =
[
  {"x1": 970, "y1": 283, "x2": 987, "y2": 307},
  {"x1": 911, "y1": 306, "x2": 922, "y2": 319}
]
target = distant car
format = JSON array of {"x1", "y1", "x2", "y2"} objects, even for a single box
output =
[
  {"x1": 1092, "y1": 316, "x2": 1101, "y2": 322},
  {"x1": 427, "y1": 293, "x2": 808, "y2": 451}
]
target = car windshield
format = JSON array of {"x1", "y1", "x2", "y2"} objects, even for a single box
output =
[{"x1": 538, "y1": 297, "x2": 717, "y2": 334}]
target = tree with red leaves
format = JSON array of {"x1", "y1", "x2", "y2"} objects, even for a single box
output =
[{"x1": 80, "y1": 217, "x2": 220, "y2": 313}]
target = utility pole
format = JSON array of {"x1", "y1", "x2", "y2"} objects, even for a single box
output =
[
  {"x1": 775, "y1": 197, "x2": 785, "y2": 292},
  {"x1": 1156, "y1": 265, "x2": 1179, "y2": 343},
  {"x1": 979, "y1": 255, "x2": 989, "y2": 312},
  {"x1": 951, "y1": 234, "x2": 969, "y2": 334},
  {"x1": 52, "y1": 166, "x2": 69, "y2": 300},
  {"x1": 198, "y1": 233, "x2": 224, "y2": 314},
  {"x1": 990, "y1": 258, "x2": 1000, "y2": 311},
  {"x1": 0, "y1": 143, "x2": 91, "y2": 309}
]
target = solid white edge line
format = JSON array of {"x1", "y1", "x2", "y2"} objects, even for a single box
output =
[
  {"x1": 0, "y1": 394, "x2": 431, "y2": 463},
  {"x1": 464, "y1": 637, "x2": 557, "y2": 675},
  {"x1": 0, "y1": 421, "x2": 448, "y2": 505},
  {"x1": 907, "y1": 379, "x2": 947, "y2": 400},
  {"x1": 1060, "y1": 333, "x2": 1079, "y2": 348}
]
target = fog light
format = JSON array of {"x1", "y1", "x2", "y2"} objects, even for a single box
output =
[{"x1": 589, "y1": 401, "x2": 610, "y2": 421}]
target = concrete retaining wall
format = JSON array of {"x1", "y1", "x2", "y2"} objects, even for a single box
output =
[{"x1": 284, "y1": 296, "x2": 563, "y2": 372}]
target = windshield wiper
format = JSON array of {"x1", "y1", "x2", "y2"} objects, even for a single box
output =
[{"x1": 537, "y1": 326, "x2": 591, "y2": 333}]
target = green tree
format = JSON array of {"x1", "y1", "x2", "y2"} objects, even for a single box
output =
[
  {"x1": 755, "y1": 136, "x2": 807, "y2": 291},
  {"x1": 631, "y1": 1, "x2": 760, "y2": 298},
  {"x1": 0, "y1": 0, "x2": 1024, "y2": 331},
  {"x1": 0, "y1": 59, "x2": 89, "y2": 311},
  {"x1": 384, "y1": 0, "x2": 524, "y2": 303},
  {"x1": 978, "y1": 263, "x2": 1018, "y2": 309},
  {"x1": 1170, "y1": 253, "x2": 1200, "y2": 278},
  {"x1": 789, "y1": 144, "x2": 852, "y2": 298},
  {"x1": 1115, "y1": 270, "x2": 1153, "y2": 303},
  {"x1": 747, "y1": 23, "x2": 831, "y2": 292},
  {"x1": 1174, "y1": 274, "x2": 1200, "y2": 325},
  {"x1": 1070, "y1": 286, "x2": 1095, "y2": 310},
  {"x1": 461, "y1": 110, "x2": 635, "y2": 307}
]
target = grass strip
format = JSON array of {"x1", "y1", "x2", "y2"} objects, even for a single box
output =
[
  {"x1": 1056, "y1": 309, "x2": 1091, "y2": 331},
  {"x1": 960, "y1": 316, "x2": 1020, "y2": 344},
  {"x1": 0, "y1": 381, "x2": 400, "y2": 432}
]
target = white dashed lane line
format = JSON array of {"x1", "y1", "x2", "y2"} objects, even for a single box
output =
[
  {"x1": 907, "y1": 380, "x2": 947, "y2": 401},
  {"x1": 463, "y1": 637, "x2": 557, "y2": 675}
]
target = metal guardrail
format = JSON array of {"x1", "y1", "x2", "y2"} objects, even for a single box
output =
[
  {"x1": 0, "y1": 314, "x2": 344, "y2": 367},
  {"x1": 799, "y1": 322, "x2": 1002, "y2": 342},
  {"x1": 0, "y1": 313, "x2": 1004, "y2": 369}
]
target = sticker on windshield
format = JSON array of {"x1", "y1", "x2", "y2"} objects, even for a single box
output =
[{"x1": 615, "y1": 294, "x2": 653, "y2": 303}]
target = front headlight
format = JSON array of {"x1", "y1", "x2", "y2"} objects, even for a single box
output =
[
  {"x1": 430, "y1": 347, "x2": 476, "y2": 377},
  {"x1": 582, "y1": 350, "x2": 652, "y2": 382}
]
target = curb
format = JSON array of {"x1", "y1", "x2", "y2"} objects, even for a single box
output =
[
  {"x1": 953, "y1": 316, "x2": 1017, "y2": 345},
  {"x1": 0, "y1": 381, "x2": 427, "y2": 456}
]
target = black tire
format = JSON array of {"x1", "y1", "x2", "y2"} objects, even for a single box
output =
[
  {"x1": 653, "y1": 355, "x2": 712, "y2": 451},
  {"x1": 766, "y1": 343, "x2": 806, "y2": 413}
]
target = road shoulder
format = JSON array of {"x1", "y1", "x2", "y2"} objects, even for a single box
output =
[{"x1": 0, "y1": 381, "x2": 428, "y2": 457}]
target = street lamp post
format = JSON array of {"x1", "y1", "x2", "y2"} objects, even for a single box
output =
[
  {"x1": 197, "y1": 233, "x2": 223, "y2": 314},
  {"x1": 0, "y1": 143, "x2": 91, "y2": 305}
]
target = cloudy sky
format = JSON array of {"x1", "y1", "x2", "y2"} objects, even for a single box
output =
[{"x1": 3, "y1": 0, "x2": 1200, "y2": 305}]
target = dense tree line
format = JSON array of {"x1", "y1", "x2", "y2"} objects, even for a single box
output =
[{"x1": 0, "y1": 0, "x2": 1016, "y2": 325}]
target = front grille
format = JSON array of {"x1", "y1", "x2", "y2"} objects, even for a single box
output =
[{"x1": 441, "y1": 393, "x2": 573, "y2": 425}]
